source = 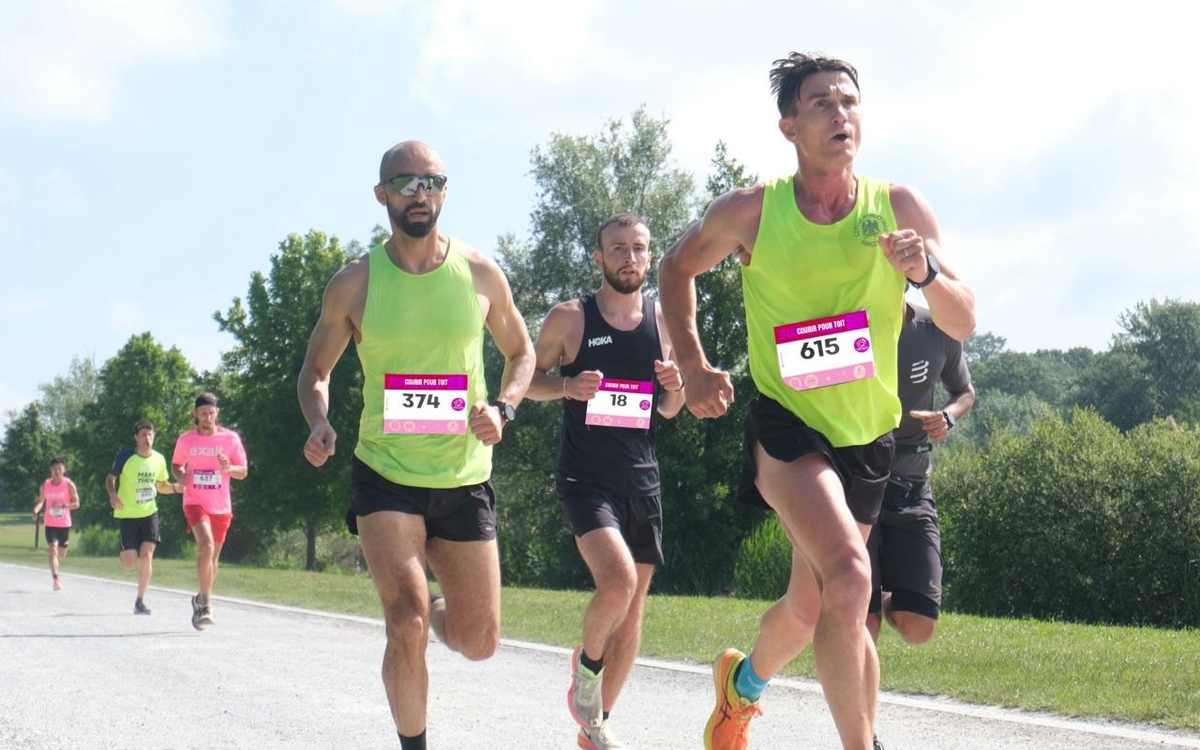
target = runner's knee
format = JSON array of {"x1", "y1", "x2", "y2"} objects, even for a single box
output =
[{"x1": 820, "y1": 548, "x2": 872, "y2": 623}]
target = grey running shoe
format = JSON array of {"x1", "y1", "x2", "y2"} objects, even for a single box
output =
[
  {"x1": 134, "y1": 598, "x2": 151, "y2": 615},
  {"x1": 577, "y1": 720, "x2": 628, "y2": 750},
  {"x1": 429, "y1": 593, "x2": 447, "y2": 644},
  {"x1": 873, "y1": 735, "x2": 886, "y2": 750},
  {"x1": 567, "y1": 646, "x2": 603, "y2": 729},
  {"x1": 191, "y1": 594, "x2": 213, "y2": 631}
]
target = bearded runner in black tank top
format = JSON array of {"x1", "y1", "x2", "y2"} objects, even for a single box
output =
[{"x1": 558, "y1": 292, "x2": 663, "y2": 496}]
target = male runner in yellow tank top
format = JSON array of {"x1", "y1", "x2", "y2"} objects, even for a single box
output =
[
  {"x1": 658, "y1": 53, "x2": 976, "y2": 750},
  {"x1": 297, "y1": 140, "x2": 534, "y2": 750}
]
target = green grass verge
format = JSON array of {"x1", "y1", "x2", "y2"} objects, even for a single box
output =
[{"x1": 3, "y1": 513, "x2": 1196, "y2": 731}]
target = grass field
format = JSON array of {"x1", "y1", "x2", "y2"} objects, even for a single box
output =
[{"x1": 3, "y1": 512, "x2": 1196, "y2": 732}]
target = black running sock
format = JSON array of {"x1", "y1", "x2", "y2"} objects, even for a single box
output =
[
  {"x1": 580, "y1": 651, "x2": 604, "y2": 674},
  {"x1": 603, "y1": 711, "x2": 610, "y2": 721},
  {"x1": 398, "y1": 730, "x2": 426, "y2": 750}
]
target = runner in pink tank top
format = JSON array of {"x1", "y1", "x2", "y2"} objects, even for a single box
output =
[
  {"x1": 32, "y1": 457, "x2": 80, "y2": 591},
  {"x1": 171, "y1": 393, "x2": 248, "y2": 631}
]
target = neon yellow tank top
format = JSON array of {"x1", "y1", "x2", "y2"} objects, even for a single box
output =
[
  {"x1": 743, "y1": 175, "x2": 906, "y2": 447},
  {"x1": 354, "y1": 239, "x2": 491, "y2": 487}
]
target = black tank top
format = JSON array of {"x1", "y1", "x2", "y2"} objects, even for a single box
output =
[{"x1": 558, "y1": 293, "x2": 663, "y2": 496}]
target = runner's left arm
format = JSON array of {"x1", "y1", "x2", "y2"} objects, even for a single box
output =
[
  {"x1": 480, "y1": 257, "x2": 535, "y2": 409},
  {"x1": 887, "y1": 185, "x2": 976, "y2": 341}
]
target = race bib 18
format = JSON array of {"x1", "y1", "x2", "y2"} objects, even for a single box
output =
[
  {"x1": 585, "y1": 378, "x2": 654, "y2": 429},
  {"x1": 775, "y1": 310, "x2": 875, "y2": 391},
  {"x1": 383, "y1": 374, "x2": 469, "y2": 434}
]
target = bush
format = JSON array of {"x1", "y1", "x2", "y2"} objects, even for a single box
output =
[
  {"x1": 937, "y1": 410, "x2": 1200, "y2": 628},
  {"x1": 733, "y1": 515, "x2": 790, "y2": 600},
  {"x1": 74, "y1": 524, "x2": 120, "y2": 556}
]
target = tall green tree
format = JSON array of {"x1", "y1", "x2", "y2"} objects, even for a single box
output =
[
  {"x1": 66, "y1": 333, "x2": 197, "y2": 549},
  {"x1": 215, "y1": 230, "x2": 360, "y2": 570},
  {"x1": 38, "y1": 355, "x2": 100, "y2": 434},
  {"x1": 1112, "y1": 298, "x2": 1200, "y2": 422},
  {"x1": 499, "y1": 106, "x2": 695, "y2": 313},
  {"x1": 0, "y1": 402, "x2": 62, "y2": 511},
  {"x1": 963, "y1": 331, "x2": 1007, "y2": 367}
]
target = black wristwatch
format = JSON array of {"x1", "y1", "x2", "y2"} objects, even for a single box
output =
[
  {"x1": 493, "y1": 400, "x2": 517, "y2": 425},
  {"x1": 910, "y1": 253, "x2": 941, "y2": 289},
  {"x1": 942, "y1": 410, "x2": 956, "y2": 429}
]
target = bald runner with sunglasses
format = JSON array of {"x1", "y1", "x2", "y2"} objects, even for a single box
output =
[{"x1": 298, "y1": 140, "x2": 534, "y2": 750}]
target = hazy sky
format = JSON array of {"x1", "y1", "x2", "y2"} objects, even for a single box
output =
[{"x1": 2, "y1": 0, "x2": 1197, "y2": 426}]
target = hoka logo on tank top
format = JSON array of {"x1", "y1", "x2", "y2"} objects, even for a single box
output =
[{"x1": 587, "y1": 335, "x2": 614, "y2": 347}]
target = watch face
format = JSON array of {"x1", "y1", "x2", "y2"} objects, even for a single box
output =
[
  {"x1": 496, "y1": 402, "x2": 516, "y2": 423},
  {"x1": 927, "y1": 253, "x2": 941, "y2": 273}
]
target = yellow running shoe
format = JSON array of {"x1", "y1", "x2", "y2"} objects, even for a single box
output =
[{"x1": 703, "y1": 649, "x2": 762, "y2": 750}]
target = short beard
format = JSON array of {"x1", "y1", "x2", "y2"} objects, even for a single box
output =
[
  {"x1": 391, "y1": 203, "x2": 441, "y2": 239},
  {"x1": 603, "y1": 266, "x2": 645, "y2": 295}
]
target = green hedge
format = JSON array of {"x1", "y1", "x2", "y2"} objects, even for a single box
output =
[
  {"x1": 937, "y1": 410, "x2": 1200, "y2": 628},
  {"x1": 728, "y1": 410, "x2": 1200, "y2": 629}
]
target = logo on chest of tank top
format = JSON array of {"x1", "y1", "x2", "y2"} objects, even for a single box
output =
[
  {"x1": 909, "y1": 359, "x2": 930, "y2": 384},
  {"x1": 854, "y1": 213, "x2": 888, "y2": 247},
  {"x1": 588, "y1": 335, "x2": 614, "y2": 347}
]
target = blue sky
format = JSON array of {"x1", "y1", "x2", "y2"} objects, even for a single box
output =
[{"x1": 2, "y1": 0, "x2": 1198, "y2": 427}]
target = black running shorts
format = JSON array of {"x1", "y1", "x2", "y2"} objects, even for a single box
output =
[
  {"x1": 119, "y1": 514, "x2": 161, "y2": 551},
  {"x1": 44, "y1": 526, "x2": 70, "y2": 548},
  {"x1": 737, "y1": 395, "x2": 894, "y2": 525},
  {"x1": 347, "y1": 456, "x2": 497, "y2": 542},
  {"x1": 556, "y1": 479, "x2": 664, "y2": 566},
  {"x1": 867, "y1": 479, "x2": 942, "y2": 618}
]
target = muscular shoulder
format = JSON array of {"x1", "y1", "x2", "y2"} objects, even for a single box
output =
[
  {"x1": 680, "y1": 184, "x2": 765, "y2": 265},
  {"x1": 542, "y1": 298, "x2": 585, "y2": 334},
  {"x1": 888, "y1": 183, "x2": 935, "y2": 228},
  {"x1": 325, "y1": 253, "x2": 368, "y2": 300},
  {"x1": 463, "y1": 243, "x2": 511, "y2": 302},
  {"x1": 709, "y1": 184, "x2": 766, "y2": 229}
]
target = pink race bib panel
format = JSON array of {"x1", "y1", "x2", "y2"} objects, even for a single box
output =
[
  {"x1": 775, "y1": 310, "x2": 875, "y2": 391},
  {"x1": 383, "y1": 374, "x2": 469, "y2": 435},
  {"x1": 585, "y1": 378, "x2": 654, "y2": 429}
]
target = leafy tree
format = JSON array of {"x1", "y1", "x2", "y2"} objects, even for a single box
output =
[
  {"x1": 0, "y1": 402, "x2": 62, "y2": 511},
  {"x1": 970, "y1": 350, "x2": 1078, "y2": 408},
  {"x1": 38, "y1": 355, "x2": 100, "y2": 434},
  {"x1": 65, "y1": 333, "x2": 197, "y2": 551},
  {"x1": 963, "y1": 331, "x2": 1006, "y2": 367},
  {"x1": 215, "y1": 230, "x2": 361, "y2": 570},
  {"x1": 1074, "y1": 350, "x2": 1157, "y2": 431},
  {"x1": 499, "y1": 106, "x2": 695, "y2": 313},
  {"x1": 1112, "y1": 298, "x2": 1200, "y2": 422}
]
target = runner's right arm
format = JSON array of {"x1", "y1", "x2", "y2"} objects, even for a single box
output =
[
  {"x1": 527, "y1": 301, "x2": 602, "y2": 402},
  {"x1": 658, "y1": 188, "x2": 760, "y2": 418},
  {"x1": 298, "y1": 261, "x2": 364, "y2": 467}
]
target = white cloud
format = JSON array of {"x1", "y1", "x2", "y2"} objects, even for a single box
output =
[
  {"x1": 1, "y1": 290, "x2": 53, "y2": 319},
  {"x1": 0, "y1": 0, "x2": 229, "y2": 122},
  {"x1": 407, "y1": 0, "x2": 603, "y2": 113},
  {"x1": 104, "y1": 299, "x2": 147, "y2": 333},
  {"x1": 0, "y1": 379, "x2": 35, "y2": 431}
]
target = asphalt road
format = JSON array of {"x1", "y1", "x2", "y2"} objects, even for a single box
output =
[{"x1": 2, "y1": 562, "x2": 1196, "y2": 750}]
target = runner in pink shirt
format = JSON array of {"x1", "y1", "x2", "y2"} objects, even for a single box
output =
[
  {"x1": 32, "y1": 457, "x2": 81, "y2": 591},
  {"x1": 171, "y1": 393, "x2": 248, "y2": 631}
]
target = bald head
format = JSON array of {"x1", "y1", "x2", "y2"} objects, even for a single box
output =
[{"x1": 379, "y1": 141, "x2": 444, "y2": 183}]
